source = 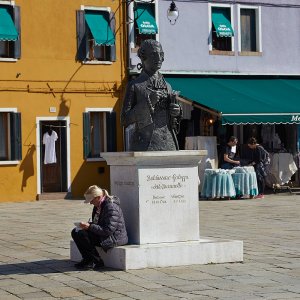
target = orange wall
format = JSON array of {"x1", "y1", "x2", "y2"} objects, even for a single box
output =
[{"x1": 0, "y1": 0, "x2": 127, "y2": 202}]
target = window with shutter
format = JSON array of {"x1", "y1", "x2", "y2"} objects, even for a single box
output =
[
  {"x1": 208, "y1": 4, "x2": 235, "y2": 55},
  {"x1": 76, "y1": 7, "x2": 116, "y2": 63},
  {"x1": 0, "y1": 5, "x2": 20, "y2": 60},
  {"x1": 211, "y1": 7, "x2": 233, "y2": 51},
  {"x1": 83, "y1": 110, "x2": 116, "y2": 159},
  {"x1": 134, "y1": 2, "x2": 157, "y2": 49},
  {"x1": 106, "y1": 111, "x2": 116, "y2": 152},
  {"x1": 0, "y1": 111, "x2": 22, "y2": 161},
  {"x1": 83, "y1": 112, "x2": 91, "y2": 159},
  {"x1": 238, "y1": 6, "x2": 262, "y2": 54}
]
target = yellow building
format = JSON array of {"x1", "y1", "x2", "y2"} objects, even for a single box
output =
[{"x1": 0, "y1": 0, "x2": 127, "y2": 202}]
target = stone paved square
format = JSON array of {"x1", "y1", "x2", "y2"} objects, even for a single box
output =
[{"x1": 0, "y1": 194, "x2": 299, "y2": 299}]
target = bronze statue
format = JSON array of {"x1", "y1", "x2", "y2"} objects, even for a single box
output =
[{"x1": 121, "y1": 40, "x2": 182, "y2": 151}]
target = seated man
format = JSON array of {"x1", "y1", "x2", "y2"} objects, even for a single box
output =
[{"x1": 220, "y1": 136, "x2": 240, "y2": 169}]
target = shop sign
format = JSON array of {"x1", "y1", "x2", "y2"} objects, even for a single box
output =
[{"x1": 291, "y1": 115, "x2": 300, "y2": 122}]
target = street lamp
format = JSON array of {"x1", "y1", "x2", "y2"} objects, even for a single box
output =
[{"x1": 167, "y1": 1, "x2": 179, "y2": 25}]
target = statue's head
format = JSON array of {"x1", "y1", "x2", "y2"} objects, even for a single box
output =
[{"x1": 138, "y1": 39, "x2": 164, "y2": 74}]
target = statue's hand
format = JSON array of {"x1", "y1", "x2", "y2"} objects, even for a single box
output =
[
  {"x1": 169, "y1": 103, "x2": 181, "y2": 117},
  {"x1": 148, "y1": 89, "x2": 165, "y2": 106}
]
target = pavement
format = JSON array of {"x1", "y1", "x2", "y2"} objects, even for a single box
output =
[{"x1": 0, "y1": 193, "x2": 300, "y2": 300}]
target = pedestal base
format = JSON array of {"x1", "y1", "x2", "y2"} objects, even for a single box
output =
[{"x1": 70, "y1": 239, "x2": 243, "y2": 270}]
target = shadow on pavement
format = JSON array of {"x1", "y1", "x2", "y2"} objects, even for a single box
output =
[{"x1": 0, "y1": 259, "x2": 113, "y2": 274}]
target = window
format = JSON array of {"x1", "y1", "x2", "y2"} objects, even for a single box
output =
[
  {"x1": 238, "y1": 6, "x2": 262, "y2": 54},
  {"x1": 76, "y1": 7, "x2": 116, "y2": 62},
  {"x1": 83, "y1": 110, "x2": 116, "y2": 159},
  {"x1": 0, "y1": 4, "x2": 21, "y2": 60},
  {"x1": 128, "y1": 0, "x2": 158, "y2": 52},
  {"x1": 134, "y1": 2, "x2": 157, "y2": 48},
  {"x1": 209, "y1": 4, "x2": 234, "y2": 54},
  {"x1": 0, "y1": 111, "x2": 22, "y2": 161}
]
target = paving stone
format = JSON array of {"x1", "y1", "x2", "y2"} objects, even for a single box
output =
[
  {"x1": 254, "y1": 291, "x2": 300, "y2": 299},
  {"x1": 17, "y1": 291, "x2": 51, "y2": 299},
  {"x1": 2, "y1": 283, "x2": 40, "y2": 295},
  {"x1": 44, "y1": 286, "x2": 85, "y2": 298},
  {"x1": 108, "y1": 297, "x2": 136, "y2": 300},
  {"x1": 193, "y1": 289, "x2": 260, "y2": 299},
  {"x1": 0, "y1": 278, "x2": 20, "y2": 287},
  {"x1": 122, "y1": 290, "x2": 181, "y2": 300},
  {"x1": 105, "y1": 283, "x2": 147, "y2": 293},
  {"x1": 0, "y1": 293, "x2": 21, "y2": 300},
  {"x1": 85, "y1": 289, "x2": 126, "y2": 299}
]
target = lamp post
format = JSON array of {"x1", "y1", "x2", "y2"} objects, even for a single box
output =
[{"x1": 167, "y1": 1, "x2": 179, "y2": 25}]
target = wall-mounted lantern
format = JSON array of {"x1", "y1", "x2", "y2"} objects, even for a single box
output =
[{"x1": 167, "y1": 1, "x2": 179, "y2": 25}]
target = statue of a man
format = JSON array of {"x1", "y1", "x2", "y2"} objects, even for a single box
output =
[{"x1": 121, "y1": 39, "x2": 182, "y2": 151}]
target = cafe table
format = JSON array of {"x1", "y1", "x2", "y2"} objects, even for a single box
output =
[
  {"x1": 201, "y1": 169, "x2": 236, "y2": 199},
  {"x1": 231, "y1": 166, "x2": 258, "y2": 198}
]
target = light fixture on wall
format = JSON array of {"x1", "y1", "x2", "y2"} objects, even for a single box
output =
[
  {"x1": 167, "y1": 1, "x2": 179, "y2": 25},
  {"x1": 205, "y1": 117, "x2": 215, "y2": 126}
]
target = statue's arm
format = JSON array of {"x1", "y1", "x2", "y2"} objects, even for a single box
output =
[{"x1": 121, "y1": 83, "x2": 137, "y2": 127}]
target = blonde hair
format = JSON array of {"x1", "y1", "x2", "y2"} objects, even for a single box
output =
[{"x1": 84, "y1": 185, "x2": 112, "y2": 203}]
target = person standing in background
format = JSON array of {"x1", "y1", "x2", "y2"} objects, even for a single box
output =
[{"x1": 246, "y1": 137, "x2": 270, "y2": 199}]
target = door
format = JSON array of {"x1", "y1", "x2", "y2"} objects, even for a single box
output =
[{"x1": 40, "y1": 120, "x2": 67, "y2": 193}]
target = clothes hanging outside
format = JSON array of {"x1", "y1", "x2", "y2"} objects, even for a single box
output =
[{"x1": 43, "y1": 130, "x2": 58, "y2": 164}]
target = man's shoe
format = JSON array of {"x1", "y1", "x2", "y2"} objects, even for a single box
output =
[
  {"x1": 93, "y1": 259, "x2": 104, "y2": 270},
  {"x1": 74, "y1": 259, "x2": 93, "y2": 270},
  {"x1": 255, "y1": 194, "x2": 264, "y2": 199}
]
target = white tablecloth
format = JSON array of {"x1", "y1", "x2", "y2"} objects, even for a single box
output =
[
  {"x1": 201, "y1": 169, "x2": 236, "y2": 199},
  {"x1": 266, "y1": 153, "x2": 298, "y2": 186},
  {"x1": 231, "y1": 172, "x2": 258, "y2": 197}
]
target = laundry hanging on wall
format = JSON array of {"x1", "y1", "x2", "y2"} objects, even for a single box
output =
[{"x1": 43, "y1": 128, "x2": 58, "y2": 164}]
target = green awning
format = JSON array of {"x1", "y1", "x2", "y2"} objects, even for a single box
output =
[
  {"x1": 85, "y1": 11, "x2": 115, "y2": 46},
  {"x1": 165, "y1": 77, "x2": 300, "y2": 125},
  {"x1": 0, "y1": 7, "x2": 18, "y2": 41},
  {"x1": 212, "y1": 9, "x2": 234, "y2": 37},
  {"x1": 134, "y1": 4, "x2": 158, "y2": 35}
]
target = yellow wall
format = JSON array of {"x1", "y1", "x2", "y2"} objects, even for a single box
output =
[{"x1": 0, "y1": 0, "x2": 127, "y2": 202}]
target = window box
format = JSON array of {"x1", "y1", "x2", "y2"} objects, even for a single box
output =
[
  {"x1": 209, "y1": 50, "x2": 235, "y2": 56},
  {"x1": 238, "y1": 51, "x2": 262, "y2": 56}
]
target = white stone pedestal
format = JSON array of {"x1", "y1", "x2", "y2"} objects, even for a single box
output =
[
  {"x1": 70, "y1": 239, "x2": 243, "y2": 270},
  {"x1": 104, "y1": 150, "x2": 205, "y2": 244},
  {"x1": 70, "y1": 150, "x2": 243, "y2": 269}
]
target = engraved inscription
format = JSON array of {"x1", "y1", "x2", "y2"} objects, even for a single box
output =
[{"x1": 144, "y1": 173, "x2": 190, "y2": 205}]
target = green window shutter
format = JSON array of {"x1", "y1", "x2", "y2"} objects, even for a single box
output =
[
  {"x1": 109, "y1": 12, "x2": 116, "y2": 62},
  {"x1": 10, "y1": 112, "x2": 22, "y2": 160},
  {"x1": 106, "y1": 111, "x2": 117, "y2": 152},
  {"x1": 83, "y1": 112, "x2": 91, "y2": 158},
  {"x1": 76, "y1": 10, "x2": 87, "y2": 61},
  {"x1": 13, "y1": 6, "x2": 21, "y2": 59},
  {"x1": 212, "y1": 8, "x2": 234, "y2": 38}
]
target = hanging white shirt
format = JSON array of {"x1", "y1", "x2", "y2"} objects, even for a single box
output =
[{"x1": 43, "y1": 131, "x2": 58, "y2": 164}]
